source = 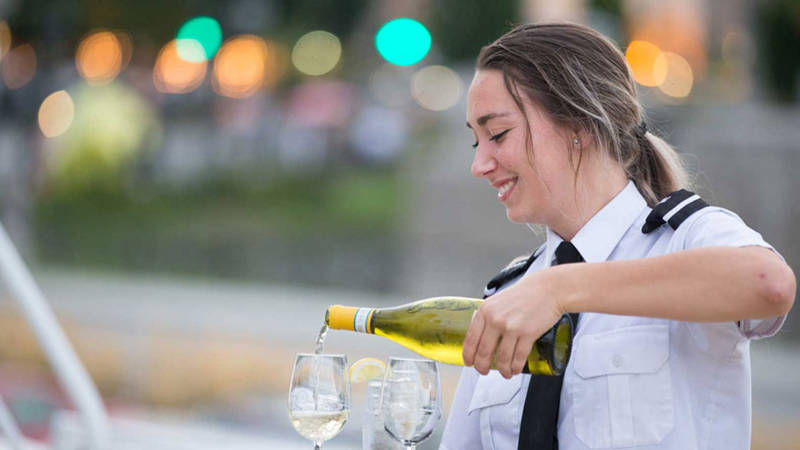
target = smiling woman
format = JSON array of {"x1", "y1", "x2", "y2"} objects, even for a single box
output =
[{"x1": 442, "y1": 22, "x2": 795, "y2": 450}]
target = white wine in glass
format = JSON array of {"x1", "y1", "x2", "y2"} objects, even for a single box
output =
[
  {"x1": 381, "y1": 357, "x2": 442, "y2": 450},
  {"x1": 288, "y1": 353, "x2": 350, "y2": 449}
]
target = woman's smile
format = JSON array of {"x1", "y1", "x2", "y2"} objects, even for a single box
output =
[{"x1": 493, "y1": 177, "x2": 518, "y2": 202}]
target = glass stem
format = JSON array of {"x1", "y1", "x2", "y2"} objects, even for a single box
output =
[{"x1": 314, "y1": 443, "x2": 322, "y2": 450}]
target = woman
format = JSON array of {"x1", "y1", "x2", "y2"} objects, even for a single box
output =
[{"x1": 441, "y1": 23, "x2": 795, "y2": 450}]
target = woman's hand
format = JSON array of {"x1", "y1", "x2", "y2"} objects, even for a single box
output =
[{"x1": 462, "y1": 270, "x2": 566, "y2": 379}]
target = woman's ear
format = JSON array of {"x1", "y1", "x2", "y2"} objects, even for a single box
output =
[{"x1": 572, "y1": 128, "x2": 593, "y2": 150}]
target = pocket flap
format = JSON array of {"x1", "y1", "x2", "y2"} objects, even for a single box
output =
[
  {"x1": 467, "y1": 371, "x2": 522, "y2": 414},
  {"x1": 574, "y1": 325, "x2": 669, "y2": 378}
]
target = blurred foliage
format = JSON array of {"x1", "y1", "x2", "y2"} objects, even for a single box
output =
[
  {"x1": 277, "y1": 0, "x2": 368, "y2": 39},
  {"x1": 754, "y1": 0, "x2": 800, "y2": 103},
  {"x1": 428, "y1": 0, "x2": 518, "y2": 63},
  {"x1": 590, "y1": 0, "x2": 623, "y2": 17},
  {"x1": 32, "y1": 169, "x2": 401, "y2": 285},
  {"x1": 35, "y1": 169, "x2": 400, "y2": 238}
]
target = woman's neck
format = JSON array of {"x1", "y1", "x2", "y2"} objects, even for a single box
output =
[{"x1": 549, "y1": 166, "x2": 628, "y2": 241}]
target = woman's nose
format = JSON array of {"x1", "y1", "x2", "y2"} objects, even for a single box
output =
[{"x1": 471, "y1": 146, "x2": 496, "y2": 178}]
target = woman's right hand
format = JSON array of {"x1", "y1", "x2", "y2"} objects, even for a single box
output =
[{"x1": 462, "y1": 270, "x2": 566, "y2": 378}]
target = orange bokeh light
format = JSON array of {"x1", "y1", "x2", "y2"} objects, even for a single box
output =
[
  {"x1": 153, "y1": 39, "x2": 207, "y2": 94},
  {"x1": 212, "y1": 35, "x2": 268, "y2": 98},
  {"x1": 76, "y1": 30, "x2": 123, "y2": 84},
  {"x1": 625, "y1": 40, "x2": 667, "y2": 87},
  {"x1": 2, "y1": 44, "x2": 37, "y2": 89},
  {"x1": 656, "y1": 52, "x2": 694, "y2": 98},
  {"x1": 629, "y1": 6, "x2": 707, "y2": 81}
]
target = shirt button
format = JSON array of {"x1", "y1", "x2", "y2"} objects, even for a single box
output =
[{"x1": 612, "y1": 354, "x2": 624, "y2": 368}]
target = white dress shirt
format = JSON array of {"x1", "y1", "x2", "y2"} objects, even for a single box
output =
[{"x1": 440, "y1": 180, "x2": 785, "y2": 450}]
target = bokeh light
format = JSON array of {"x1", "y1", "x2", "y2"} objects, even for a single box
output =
[
  {"x1": 655, "y1": 52, "x2": 693, "y2": 98},
  {"x1": 0, "y1": 21, "x2": 10, "y2": 62},
  {"x1": 625, "y1": 40, "x2": 667, "y2": 87},
  {"x1": 38, "y1": 90, "x2": 75, "y2": 138},
  {"x1": 291, "y1": 30, "x2": 341, "y2": 76},
  {"x1": 411, "y1": 65, "x2": 463, "y2": 111},
  {"x1": 212, "y1": 35, "x2": 268, "y2": 99},
  {"x1": 630, "y1": 7, "x2": 707, "y2": 81},
  {"x1": 375, "y1": 18, "x2": 431, "y2": 66},
  {"x1": 176, "y1": 16, "x2": 222, "y2": 62},
  {"x1": 43, "y1": 82, "x2": 161, "y2": 191},
  {"x1": 1, "y1": 44, "x2": 37, "y2": 89},
  {"x1": 76, "y1": 30, "x2": 123, "y2": 85},
  {"x1": 153, "y1": 39, "x2": 208, "y2": 94}
]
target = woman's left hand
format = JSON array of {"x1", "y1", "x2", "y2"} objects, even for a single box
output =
[{"x1": 462, "y1": 270, "x2": 566, "y2": 379}]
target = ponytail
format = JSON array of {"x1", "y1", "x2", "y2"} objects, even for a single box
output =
[{"x1": 627, "y1": 125, "x2": 691, "y2": 207}]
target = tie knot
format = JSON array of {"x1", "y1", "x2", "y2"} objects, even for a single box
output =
[{"x1": 555, "y1": 241, "x2": 584, "y2": 265}]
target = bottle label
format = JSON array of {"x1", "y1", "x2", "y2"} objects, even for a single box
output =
[{"x1": 354, "y1": 308, "x2": 373, "y2": 333}]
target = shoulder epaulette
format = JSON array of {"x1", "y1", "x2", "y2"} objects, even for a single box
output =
[
  {"x1": 642, "y1": 189, "x2": 710, "y2": 234},
  {"x1": 483, "y1": 246, "x2": 544, "y2": 298}
]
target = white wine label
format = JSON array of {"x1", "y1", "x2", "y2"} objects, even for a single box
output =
[{"x1": 354, "y1": 308, "x2": 373, "y2": 333}]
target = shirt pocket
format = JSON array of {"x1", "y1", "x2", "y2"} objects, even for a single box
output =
[
  {"x1": 571, "y1": 324, "x2": 674, "y2": 448},
  {"x1": 467, "y1": 372, "x2": 523, "y2": 450}
]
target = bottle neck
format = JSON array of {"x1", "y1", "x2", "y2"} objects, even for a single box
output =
[{"x1": 326, "y1": 305, "x2": 375, "y2": 333}]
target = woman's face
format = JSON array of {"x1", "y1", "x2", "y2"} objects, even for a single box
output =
[{"x1": 466, "y1": 69, "x2": 576, "y2": 225}]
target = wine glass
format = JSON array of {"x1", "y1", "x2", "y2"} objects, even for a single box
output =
[
  {"x1": 363, "y1": 379, "x2": 404, "y2": 449},
  {"x1": 380, "y1": 357, "x2": 442, "y2": 450},
  {"x1": 288, "y1": 353, "x2": 350, "y2": 449}
]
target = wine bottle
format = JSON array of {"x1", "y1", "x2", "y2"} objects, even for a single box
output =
[{"x1": 325, "y1": 296, "x2": 573, "y2": 376}]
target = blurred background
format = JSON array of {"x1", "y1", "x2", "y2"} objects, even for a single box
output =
[{"x1": 0, "y1": 0, "x2": 798, "y2": 448}]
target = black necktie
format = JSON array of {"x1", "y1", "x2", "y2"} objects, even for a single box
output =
[{"x1": 517, "y1": 241, "x2": 583, "y2": 450}]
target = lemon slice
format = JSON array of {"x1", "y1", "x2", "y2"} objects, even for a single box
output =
[{"x1": 349, "y1": 357, "x2": 386, "y2": 383}]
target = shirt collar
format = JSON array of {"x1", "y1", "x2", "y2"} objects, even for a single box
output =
[{"x1": 543, "y1": 180, "x2": 647, "y2": 264}]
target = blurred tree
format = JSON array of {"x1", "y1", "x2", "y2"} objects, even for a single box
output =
[
  {"x1": 428, "y1": 0, "x2": 518, "y2": 63},
  {"x1": 8, "y1": 0, "x2": 207, "y2": 49},
  {"x1": 590, "y1": 0, "x2": 623, "y2": 17},
  {"x1": 754, "y1": 0, "x2": 800, "y2": 103}
]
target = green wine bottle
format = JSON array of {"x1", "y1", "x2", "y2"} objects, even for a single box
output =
[{"x1": 325, "y1": 296, "x2": 573, "y2": 375}]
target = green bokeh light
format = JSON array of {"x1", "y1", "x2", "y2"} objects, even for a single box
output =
[
  {"x1": 176, "y1": 16, "x2": 222, "y2": 62},
  {"x1": 375, "y1": 18, "x2": 431, "y2": 66}
]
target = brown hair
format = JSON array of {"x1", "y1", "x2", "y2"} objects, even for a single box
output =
[{"x1": 477, "y1": 22, "x2": 690, "y2": 206}]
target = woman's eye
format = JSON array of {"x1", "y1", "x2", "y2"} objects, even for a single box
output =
[{"x1": 489, "y1": 129, "x2": 511, "y2": 142}]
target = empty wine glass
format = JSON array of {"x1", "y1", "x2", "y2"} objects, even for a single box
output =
[
  {"x1": 288, "y1": 353, "x2": 350, "y2": 450},
  {"x1": 380, "y1": 357, "x2": 442, "y2": 450}
]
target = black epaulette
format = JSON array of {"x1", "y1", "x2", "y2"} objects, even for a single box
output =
[
  {"x1": 642, "y1": 189, "x2": 710, "y2": 234},
  {"x1": 483, "y1": 246, "x2": 544, "y2": 298}
]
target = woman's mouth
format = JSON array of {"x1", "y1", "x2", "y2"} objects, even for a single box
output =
[{"x1": 496, "y1": 178, "x2": 517, "y2": 202}]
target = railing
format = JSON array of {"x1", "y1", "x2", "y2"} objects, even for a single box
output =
[{"x1": 0, "y1": 222, "x2": 109, "y2": 450}]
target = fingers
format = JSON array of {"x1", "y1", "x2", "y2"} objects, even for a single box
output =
[
  {"x1": 511, "y1": 335, "x2": 535, "y2": 376},
  {"x1": 495, "y1": 333, "x2": 518, "y2": 379},
  {"x1": 473, "y1": 323, "x2": 500, "y2": 375},
  {"x1": 462, "y1": 310, "x2": 485, "y2": 367}
]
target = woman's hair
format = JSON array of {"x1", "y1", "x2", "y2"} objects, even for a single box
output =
[{"x1": 477, "y1": 22, "x2": 690, "y2": 206}]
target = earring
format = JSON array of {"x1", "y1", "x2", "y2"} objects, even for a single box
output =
[{"x1": 573, "y1": 136, "x2": 580, "y2": 146}]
